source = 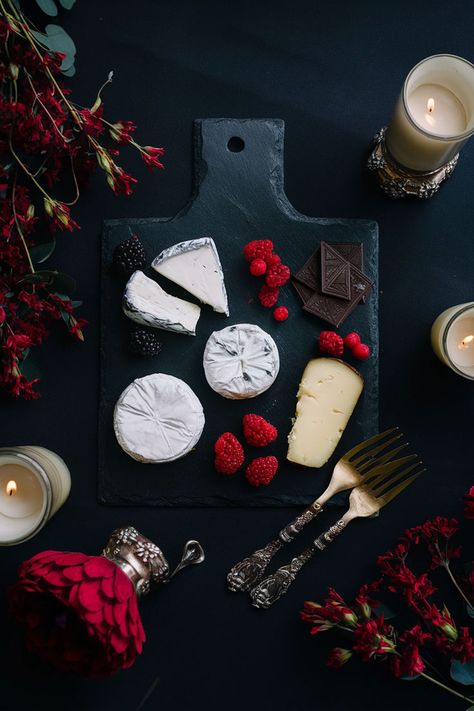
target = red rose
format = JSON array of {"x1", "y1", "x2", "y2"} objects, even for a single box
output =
[{"x1": 9, "y1": 550, "x2": 146, "y2": 677}]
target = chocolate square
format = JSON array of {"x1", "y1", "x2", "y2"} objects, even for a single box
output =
[
  {"x1": 295, "y1": 241, "x2": 366, "y2": 303},
  {"x1": 303, "y1": 264, "x2": 373, "y2": 327}
]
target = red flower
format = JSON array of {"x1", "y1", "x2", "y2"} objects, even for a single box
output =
[
  {"x1": 141, "y1": 145, "x2": 165, "y2": 170},
  {"x1": 464, "y1": 486, "x2": 474, "y2": 520},
  {"x1": 352, "y1": 616, "x2": 396, "y2": 661},
  {"x1": 9, "y1": 550, "x2": 146, "y2": 677},
  {"x1": 391, "y1": 625, "x2": 430, "y2": 678},
  {"x1": 327, "y1": 647, "x2": 352, "y2": 669},
  {"x1": 43, "y1": 198, "x2": 79, "y2": 232},
  {"x1": 109, "y1": 120, "x2": 136, "y2": 144}
]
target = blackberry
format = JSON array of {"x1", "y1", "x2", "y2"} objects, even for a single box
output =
[
  {"x1": 113, "y1": 234, "x2": 147, "y2": 276},
  {"x1": 129, "y1": 328, "x2": 163, "y2": 356}
]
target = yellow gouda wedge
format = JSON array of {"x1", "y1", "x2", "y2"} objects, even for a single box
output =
[{"x1": 287, "y1": 358, "x2": 364, "y2": 468}]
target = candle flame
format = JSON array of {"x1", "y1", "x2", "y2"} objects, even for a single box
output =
[
  {"x1": 6, "y1": 480, "x2": 17, "y2": 496},
  {"x1": 427, "y1": 97, "x2": 435, "y2": 113},
  {"x1": 458, "y1": 334, "x2": 474, "y2": 350}
]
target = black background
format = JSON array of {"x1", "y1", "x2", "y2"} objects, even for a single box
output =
[{"x1": 1, "y1": 1, "x2": 473, "y2": 709}]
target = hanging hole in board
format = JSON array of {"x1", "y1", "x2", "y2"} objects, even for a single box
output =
[{"x1": 227, "y1": 136, "x2": 245, "y2": 153}]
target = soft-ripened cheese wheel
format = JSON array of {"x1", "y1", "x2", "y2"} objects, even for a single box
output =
[
  {"x1": 287, "y1": 358, "x2": 363, "y2": 468},
  {"x1": 203, "y1": 324, "x2": 280, "y2": 399},
  {"x1": 114, "y1": 374, "x2": 205, "y2": 463}
]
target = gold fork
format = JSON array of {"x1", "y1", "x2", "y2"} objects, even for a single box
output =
[
  {"x1": 227, "y1": 428, "x2": 407, "y2": 593},
  {"x1": 250, "y1": 455, "x2": 425, "y2": 608}
]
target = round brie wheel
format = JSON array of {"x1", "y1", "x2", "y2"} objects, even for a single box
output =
[
  {"x1": 203, "y1": 323, "x2": 280, "y2": 399},
  {"x1": 114, "y1": 373, "x2": 205, "y2": 463}
]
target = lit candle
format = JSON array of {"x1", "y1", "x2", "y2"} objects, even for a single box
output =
[
  {"x1": 0, "y1": 446, "x2": 71, "y2": 545},
  {"x1": 386, "y1": 55, "x2": 474, "y2": 172},
  {"x1": 431, "y1": 303, "x2": 474, "y2": 379}
]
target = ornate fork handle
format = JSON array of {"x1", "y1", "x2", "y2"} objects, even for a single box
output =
[
  {"x1": 227, "y1": 502, "x2": 323, "y2": 592},
  {"x1": 250, "y1": 518, "x2": 348, "y2": 609}
]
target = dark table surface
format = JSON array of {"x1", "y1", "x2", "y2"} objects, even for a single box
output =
[{"x1": 1, "y1": 1, "x2": 473, "y2": 709}]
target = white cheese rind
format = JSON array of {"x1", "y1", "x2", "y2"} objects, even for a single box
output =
[
  {"x1": 287, "y1": 358, "x2": 364, "y2": 468},
  {"x1": 114, "y1": 373, "x2": 205, "y2": 463},
  {"x1": 152, "y1": 237, "x2": 229, "y2": 315},
  {"x1": 203, "y1": 323, "x2": 280, "y2": 399},
  {"x1": 123, "y1": 270, "x2": 201, "y2": 335}
]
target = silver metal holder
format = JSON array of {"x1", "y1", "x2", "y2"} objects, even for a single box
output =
[
  {"x1": 367, "y1": 126, "x2": 459, "y2": 199},
  {"x1": 102, "y1": 526, "x2": 170, "y2": 596}
]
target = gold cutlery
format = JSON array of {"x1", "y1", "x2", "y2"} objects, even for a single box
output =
[
  {"x1": 227, "y1": 428, "x2": 407, "y2": 593},
  {"x1": 250, "y1": 455, "x2": 425, "y2": 608}
]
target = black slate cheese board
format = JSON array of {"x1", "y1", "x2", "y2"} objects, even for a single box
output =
[{"x1": 99, "y1": 118, "x2": 379, "y2": 507}]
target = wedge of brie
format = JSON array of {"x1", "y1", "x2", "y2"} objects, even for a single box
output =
[
  {"x1": 123, "y1": 270, "x2": 201, "y2": 335},
  {"x1": 287, "y1": 358, "x2": 363, "y2": 468},
  {"x1": 152, "y1": 237, "x2": 229, "y2": 315}
]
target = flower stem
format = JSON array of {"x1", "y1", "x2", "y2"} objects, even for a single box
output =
[
  {"x1": 444, "y1": 562, "x2": 474, "y2": 614},
  {"x1": 420, "y1": 671, "x2": 474, "y2": 703}
]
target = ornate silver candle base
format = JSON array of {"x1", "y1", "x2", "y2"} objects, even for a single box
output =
[
  {"x1": 367, "y1": 126, "x2": 459, "y2": 199},
  {"x1": 102, "y1": 526, "x2": 205, "y2": 596}
]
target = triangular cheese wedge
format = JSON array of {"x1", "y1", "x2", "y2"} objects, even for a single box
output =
[{"x1": 152, "y1": 238, "x2": 229, "y2": 315}]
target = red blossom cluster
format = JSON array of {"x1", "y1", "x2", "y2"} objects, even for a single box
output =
[
  {"x1": 301, "y1": 489, "x2": 474, "y2": 701},
  {"x1": 0, "y1": 8, "x2": 164, "y2": 398}
]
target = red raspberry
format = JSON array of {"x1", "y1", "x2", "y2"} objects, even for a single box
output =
[
  {"x1": 265, "y1": 253, "x2": 281, "y2": 267},
  {"x1": 318, "y1": 331, "x2": 344, "y2": 357},
  {"x1": 258, "y1": 284, "x2": 279, "y2": 308},
  {"x1": 249, "y1": 258, "x2": 267, "y2": 277},
  {"x1": 344, "y1": 332, "x2": 361, "y2": 350},
  {"x1": 243, "y1": 240, "x2": 274, "y2": 263},
  {"x1": 245, "y1": 456, "x2": 279, "y2": 487},
  {"x1": 352, "y1": 343, "x2": 371, "y2": 360},
  {"x1": 265, "y1": 263, "x2": 291, "y2": 288},
  {"x1": 273, "y1": 306, "x2": 289, "y2": 321},
  {"x1": 243, "y1": 414, "x2": 278, "y2": 447},
  {"x1": 214, "y1": 432, "x2": 244, "y2": 474}
]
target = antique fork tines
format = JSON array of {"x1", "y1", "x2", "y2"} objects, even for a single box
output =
[
  {"x1": 227, "y1": 428, "x2": 407, "y2": 593},
  {"x1": 250, "y1": 456, "x2": 425, "y2": 609}
]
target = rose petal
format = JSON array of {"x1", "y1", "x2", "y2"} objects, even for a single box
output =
[
  {"x1": 103, "y1": 603, "x2": 115, "y2": 628},
  {"x1": 113, "y1": 569, "x2": 132, "y2": 602},
  {"x1": 101, "y1": 576, "x2": 115, "y2": 598},
  {"x1": 110, "y1": 630, "x2": 128, "y2": 654},
  {"x1": 43, "y1": 570, "x2": 70, "y2": 587},
  {"x1": 54, "y1": 553, "x2": 89, "y2": 567},
  {"x1": 77, "y1": 581, "x2": 103, "y2": 611},
  {"x1": 84, "y1": 557, "x2": 115, "y2": 579},
  {"x1": 63, "y1": 566, "x2": 84, "y2": 582}
]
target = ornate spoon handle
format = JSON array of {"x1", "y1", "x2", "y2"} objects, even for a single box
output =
[
  {"x1": 227, "y1": 501, "x2": 323, "y2": 592},
  {"x1": 250, "y1": 517, "x2": 349, "y2": 609}
]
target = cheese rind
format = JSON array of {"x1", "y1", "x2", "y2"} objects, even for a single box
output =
[
  {"x1": 287, "y1": 358, "x2": 363, "y2": 468},
  {"x1": 123, "y1": 270, "x2": 201, "y2": 335},
  {"x1": 203, "y1": 323, "x2": 279, "y2": 399},
  {"x1": 152, "y1": 237, "x2": 229, "y2": 315},
  {"x1": 114, "y1": 373, "x2": 205, "y2": 463}
]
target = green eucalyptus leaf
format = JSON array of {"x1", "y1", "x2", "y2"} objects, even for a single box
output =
[
  {"x1": 29, "y1": 238, "x2": 56, "y2": 265},
  {"x1": 36, "y1": 0, "x2": 58, "y2": 16},
  {"x1": 373, "y1": 603, "x2": 396, "y2": 620},
  {"x1": 21, "y1": 271, "x2": 76, "y2": 295},
  {"x1": 464, "y1": 706, "x2": 474, "y2": 710},
  {"x1": 61, "y1": 64, "x2": 76, "y2": 77},
  {"x1": 19, "y1": 356, "x2": 42, "y2": 382},
  {"x1": 59, "y1": 0, "x2": 76, "y2": 8},
  {"x1": 401, "y1": 674, "x2": 420, "y2": 681},
  {"x1": 43, "y1": 24, "x2": 76, "y2": 55},
  {"x1": 451, "y1": 659, "x2": 474, "y2": 686},
  {"x1": 468, "y1": 604, "x2": 474, "y2": 619}
]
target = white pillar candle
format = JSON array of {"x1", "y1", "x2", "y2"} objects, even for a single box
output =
[
  {"x1": 431, "y1": 303, "x2": 474, "y2": 379},
  {"x1": 0, "y1": 446, "x2": 71, "y2": 545},
  {"x1": 386, "y1": 55, "x2": 474, "y2": 172}
]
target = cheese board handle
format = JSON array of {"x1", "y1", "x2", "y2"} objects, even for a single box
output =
[{"x1": 192, "y1": 118, "x2": 294, "y2": 216}]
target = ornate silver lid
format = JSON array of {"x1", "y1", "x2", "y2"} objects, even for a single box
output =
[{"x1": 102, "y1": 526, "x2": 170, "y2": 596}]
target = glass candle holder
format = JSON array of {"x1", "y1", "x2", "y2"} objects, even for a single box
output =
[
  {"x1": 0, "y1": 446, "x2": 71, "y2": 545},
  {"x1": 368, "y1": 55, "x2": 474, "y2": 198},
  {"x1": 431, "y1": 303, "x2": 474, "y2": 379}
]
